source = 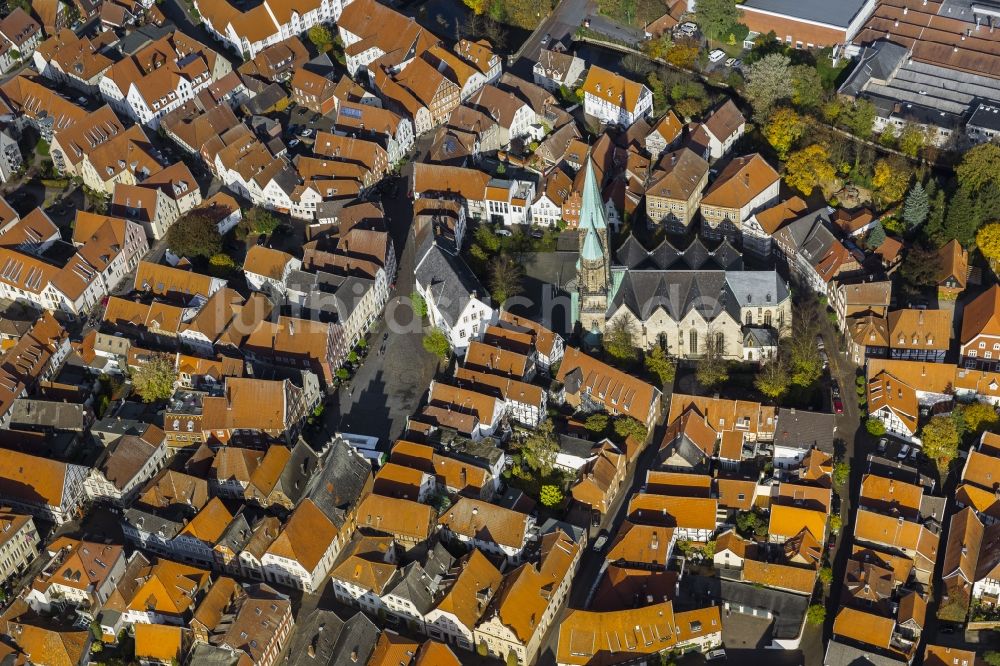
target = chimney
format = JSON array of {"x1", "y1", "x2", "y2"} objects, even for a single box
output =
[{"x1": 743, "y1": 173, "x2": 750, "y2": 188}]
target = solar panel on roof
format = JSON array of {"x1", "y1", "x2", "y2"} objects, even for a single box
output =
[{"x1": 341, "y1": 106, "x2": 363, "y2": 119}]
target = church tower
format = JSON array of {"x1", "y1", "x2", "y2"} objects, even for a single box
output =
[{"x1": 577, "y1": 156, "x2": 610, "y2": 334}]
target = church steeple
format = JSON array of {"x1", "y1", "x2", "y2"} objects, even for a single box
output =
[{"x1": 577, "y1": 155, "x2": 610, "y2": 334}]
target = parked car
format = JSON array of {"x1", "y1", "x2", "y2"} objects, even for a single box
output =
[
  {"x1": 815, "y1": 334, "x2": 825, "y2": 350},
  {"x1": 827, "y1": 533, "x2": 837, "y2": 551},
  {"x1": 725, "y1": 57, "x2": 737, "y2": 67},
  {"x1": 288, "y1": 138, "x2": 300, "y2": 148},
  {"x1": 833, "y1": 397, "x2": 843, "y2": 414},
  {"x1": 541, "y1": 33, "x2": 550, "y2": 45},
  {"x1": 878, "y1": 437, "x2": 888, "y2": 453},
  {"x1": 531, "y1": 230, "x2": 544, "y2": 239},
  {"x1": 706, "y1": 649, "x2": 727, "y2": 661},
  {"x1": 592, "y1": 530, "x2": 609, "y2": 552},
  {"x1": 496, "y1": 228, "x2": 512, "y2": 237},
  {"x1": 709, "y1": 49, "x2": 726, "y2": 63},
  {"x1": 897, "y1": 444, "x2": 910, "y2": 460},
  {"x1": 820, "y1": 349, "x2": 829, "y2": 368},
  {"x1": 300, "y1": 128, "x2": 314, "y2": 137}
]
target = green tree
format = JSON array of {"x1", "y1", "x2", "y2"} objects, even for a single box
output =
[
  {"x1": 807, "y1": 604, "x2": 826, "y2": 625},
  {"x1": 539, "y1": 484, "x2": 564, "y2": 507},
  {"x1": 866, "y1": 418, "x2": 886, "y2": 436},
  {"x1": 763, "y1": 107, "x2": 805, "y2": 160},
  {"x1": 489, "y1": 255, "x2": 523, "y2": 304},
  {"x1": 166, "y1": 210, "x2": 223, "y2": 258},
  {"x1": 867, "y1": 221, "x2": 886, "y2": 248},
  {"x1": 788, "y1": 305, "x2": 823, "y2": 387},
  {"x1": 646, "y1": 72, "x2": 669, "y2": 114},
  {"x1": 132, "y1": 353, "x2": 177, "y2": 403},
  {"x1": 897, "y1": 124, "x2": 926, "y2": 158},
  {"x1": 872, "y1": 158, "x2": 911, "y2": 206},
  {"x1": 945, "y1": 186, "x2": 981, "y2": 248},
  {"x1": 695, "y1": 0, "x2": 741, "y2": 40},
  {"x1": 245, "y1": 207, "x2": 280, "y2": 235},
  {"x1": 898, "y1": 244, "x2": 941, "y2": 292},
  {"x1": 307, "y1": 24, "x2": 333, "y2": 50},
  {"x1": 903, "y1": 182, "x2": 929, "y2": 229},
  {"x1": 506, "y1": 650, "x2": 519, "y2": 666},
  {"x1": 475, "y1": 224, "x2": 501, "y2": 252},
  {"x1": 790, "y1": 65, "x2": 824, "y2": 109},
  {"x1": 979, "y1": 223, "x2": 1000, "y2": 266},
  {"x1": 754, "y1": 357, "x2": 791, "y2": 400},
  {"x1": 585, "y1": 413, "x2": 609, "y2": 433},
  {"x1": 736, "y1": 510, "x2": 765, "y2": 537},
  {"x1": 921, "y1": 414, "x2": 960, "y2": 476},
  {"x1": 830, "y1": 514, "x2": 842, "y2": 533},
  {"x1": 925, "y1": 187, "x2": 947, "y2": 242},
  {"x1": 819, "y1": 566, "x2": 833, "y2": 585},
  {"x1": 644, "y1": 345, "x2": 676, "y2": 387},
  {"x1": 956, "y1": 142, "x2": 1000, "y2": 192},
  {"x1": 784, "y1": 144, "x2": 835, "y2": 196},
  {"x1": 642, "y1": 34, "x2": 673, "y2": 60},
  {"x1": 983, "y1": 652, "x2": 1000, "y2": 666},
  {"x1": 959, "y1": 401, "x2": 999, "y2": 434},
  {"x1": 664, "y1": 39, "x2": 701, "y2": 70},
  {"x1": 422, "y1": 328, "x2": 450, "y2": 360},
  {"x1": 879, "y1": 125, "x2": 897, "y2": 149},
  {"x1": 841, "y1": 99, "x2": 877, "y2": 138},
  {"x1": 745, "y1": 53, "x2": 791, "y2": 116},
  {"x1": 411, "y1": 291, "x2": 428, "y2": 317},
  {"x1": 614, "y1": 416, "x2": 648, "y2": 442},
  {"x1": 208, "y1": 252, "x2": 236, "y2": 277},
  {"x1": 516, "y1": 418, "x2": 559, "y2": 477},
  {"x1": 336, "y1": 368, "x2": 350, "y2": 381},
  {"x1": 604, "y1": 317, "x2": 639, "y2": 363},
  {"x1": 695, "y1": 335, "x2": 729, "y2": 389},
  {"x1": 833, "y1": 460, "x2": 850, "y2": 486}
]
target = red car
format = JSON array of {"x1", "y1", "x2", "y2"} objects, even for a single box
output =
[{"x1": 834, "y1": 398, "x2": 843, "y2": 414}]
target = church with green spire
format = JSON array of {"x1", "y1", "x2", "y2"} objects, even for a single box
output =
[
  {"x1": 573, "y1": 157, "x2": 610, "y2": 336},
  {"x1": 571, "y1": 155, "x2": 791, "y2": 359}
]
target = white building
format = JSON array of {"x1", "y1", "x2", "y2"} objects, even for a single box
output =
[
  {"x1": 581, "y1": 65, "x2": 653, "y2": 127},
  {"x1": 84, "y1": 428, "x2": 168, "y2": 506},
  {"x1": 261, "y1": 500, "x2": 340, "y2": 593},
  {"x1": 414, "y1": 241, "x2": 496, "y2": 352},
  {"x1": 99, "y1": 31, "x2": 232, "y2": 130},
  {"x1": 197, "y1": 0, "x2": 348, "y2": 60}
]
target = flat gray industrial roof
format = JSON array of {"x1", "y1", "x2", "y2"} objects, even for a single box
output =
[{"x1": 740, "y1": 0, "x2": 870, "y2": 28}]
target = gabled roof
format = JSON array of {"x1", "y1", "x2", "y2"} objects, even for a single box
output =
[
  {"x1": 742, "y1": 558, "x2": 816, "y2": 595},
  {"x1": 627, "y1": 493, "x2": 718, "y2": 530},
  {"x1": 429, "y1": 548, "x2": 502, "y2": 629},
  {"x1": 701, "y1": 153, "x2": 779, "y2": 210},
  {"x1": 264, "y1": 499, "x2": 338, "y2": 572},
  {"x1": 832, "y1": 606, "x2": 895, "y2": 651},
  {"x1": 936, "y1": 240, "x2": 968, "y2": 290},
  {"x1": 439, "y1": 497, "x2": 531, "y2": 549},
  {"x1": 581, "y1": 64, "x2": 649, "y2": 113},
  {"x1": 887, "y1": 309, "x2": 951, "y2": 350},
  {"x1": 867, "y1": 371, "x2": 918, "y2": 435},
  {"x1": 962, "y1": 284, "x2": 1000, "y2": 344},
  {"x1": 645, "y1": 147, "x2": 709, "y2": 202},
  {"x1": 556, "y1": 347, "x2": 659, "y2": 425}
]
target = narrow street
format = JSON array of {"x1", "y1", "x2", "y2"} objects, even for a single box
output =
[{"x1": 816, "y1": 306, "x2": 867, "y2": 646}]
